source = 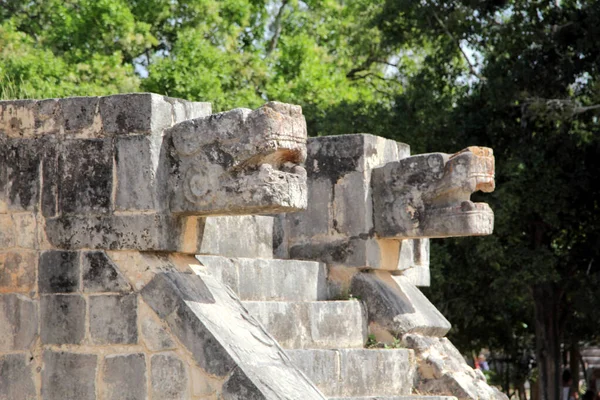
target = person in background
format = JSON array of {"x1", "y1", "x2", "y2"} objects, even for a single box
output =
[{"x1": 562, "y1": 370, "x2": 573, "y2": 400}]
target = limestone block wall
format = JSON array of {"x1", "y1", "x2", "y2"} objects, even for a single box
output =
[{"x1": 0, "y1": 94, "x2": 324, "y2": 400}]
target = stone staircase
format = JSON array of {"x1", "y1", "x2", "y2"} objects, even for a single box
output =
[{"x1": 195, "y1": 255, "x2": 456, "y2": 400}]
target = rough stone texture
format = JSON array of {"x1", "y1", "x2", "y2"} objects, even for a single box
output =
[
  {"x1": 167, "y1": 102, "x2": 308, "y2": 215},
  {"x1": 89, "y1": 294, "x2": 138, "y2": 344},
  {"x1": 102, "y1": 353, "x2": 147, "y2": 400},
  {"x1": 198, "y1": 215, "x2": 275, "y2": 258},
  {"x1": 82, "y1": 251, "x2": 131, "y2": 293},
  {"x1": 396, "y1": 239, "x2": 431, "y2": 287},
  {"x1": 243, "y1": 300, "x2": 367, "y2": 349},
  {"x1": 115, "y1": 135, "x2": 161, "y2": 211},
  {"x1": 286, "y1": 348, "x2": 416, "y2": 397},
  {"x1": 282, "y1": 134, "x2": 411, "y2": 270},
  {"x1": 150, "y1": 353, "x2": 189, "y2": 400},
  {"x1": 12, "y1": 212, "x2": 38, "y2": 248},
  {"x1": 59, "y1": 139, "x2": 113, "y2": 214},
  {"x1": 0, "y1": 215, "x2": 15, "y2": 247},
  {"x1": 404, "y1": 334, "x2": 508, "y2": 400},
  {"x1": 141, "y1": 268, "x2": 325, "y2": 399},
  {"x1": 5, "y1": 138, "x2": 41, "y2": 211},
  {"x1": 0, "y1": 353, "x2": 37, "y2": 400},
  {"x1": 42, "y1": 351, "x2": 97, "y2": 400},
  {"x1": 40, "y1": 294, "x2": 85, "y2": 344},
  {"x1": 350, "y1": 271, "x2": 451, "y2": 339},
  {"x1": 0, "y1": 294, "x2": 38, "y2": 351},
  {"x1": 0, "y1": 250, "x2": 36, "y2": 293},
  {"x1": 372, "y1": 147, "x2": 495, "y2": 239},
  {"x1": 195, "y1": 255, "x2": 328, "y2": 301},
  {"x1": 38, "y1": 250, "x2": 79, "y2": 293}
]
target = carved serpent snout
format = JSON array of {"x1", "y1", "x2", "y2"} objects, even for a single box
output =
[
  {"x1": 166, "y1": 102, "x2": 308, "y2": 216},
  {"x1": 372, "y1": 146, "x2": 495, "y2": 239}
]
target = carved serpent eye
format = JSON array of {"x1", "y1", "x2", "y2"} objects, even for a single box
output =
[{"x1": 183, "y1": 161, "x2": 224, "y2": 204}]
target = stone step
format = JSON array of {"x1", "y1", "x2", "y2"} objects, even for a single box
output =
[
  {"x1": 329, "y1": 397, "x2": 457, "y2": 400},
  {"x1": 243, "y1": 300, "x2": 367, "y2": 349},
  {"x1": 195, "y1": 255, "x2": 327, "y2": 301},
  {"x1": 287, "y1": 349, "x2": 416, "y2": 398}
]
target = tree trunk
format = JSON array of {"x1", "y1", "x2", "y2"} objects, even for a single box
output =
[
  {"x1": 533, "y1": 283, "x2": 563, "y2": 400},
  {"x1": 570, "y1": 340, "x2": 580, "y2": 395},
  {"x1": 518, "y1": 381, "x2": 528, "y2": 400}
]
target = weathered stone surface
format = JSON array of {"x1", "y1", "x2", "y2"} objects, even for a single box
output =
[
  {"x1": 44, "y1": 214, "x2": 181, "y2": 251},
  {"x1": 42, "y1": 351, "x2": 97, "y2": 400},
  {"x1": 41, "y1": 137, "x2": 59, "y2": 217},
  {"x1": 0, "y1": 98, "x2": 63, "y2": 138},
  {"x1": 141, "y1": 266, "x2": 325, "y2": 399},
  {"x1": 0, "y1": 215, "x2": 14, "y2": 248},
  {"x1": 60, "y1": 96, "x2": 102, "y2": 137},
  {"x1": 329, "y1": 397, "x2": 457, "y2": 400},
  {"x1": 195, "y1": 255, "x2": 327, "y2": 301},
  {"x1": 0, "y1": 294, "x2": 38, "y2": 351},
  {"x1": 40, "y1": 294, "x2": 85, "y2": 344},
  {"x1": 115, "y1": 135, "x2": 161, "y2": 211},
  {"x1": 82, "y1": 251, "x2": 131, "y2": 293},
  {"x1": 243, "y1": 300, "x2": 367, "y2": 349},
  {"x1": 167, "y1": 102, "x2": 308, "y2": 215},
  {"x1": 198, "y1": 215, "x2": 275, "y2": 258},
  {"x1": 351, "y1": 272, "x2": 450, "y2": 338},
  {"x1": 282, "y1": 134, "x2": 411, "y2": 270},
  {"x1": 89, "y1": 294, "x2": 138, "y2": 344},
  {"x1": 405, "y1": 334, "x2": 508, "y2": 400},
  {"x1": 287, "y1": 348, "x2": 415, "y2": 397},
  {"x1": 103, "y1": 353, "x2": 147, "y2": 400},
  {"x1": 150, "y1": 353, "x2": 188, "y2": 400},
  {"x1": 38, "y1": 250, "x2": 80, "y2": 293},
  {"x1": 372, "y1": 147, "x2": 495, "y2": 239},
  {"x1": 99, "y1": 92, "x2": 172, "y2": 135},
  {"x1": 0, "y1": 250, "x2": 36, "y2": 293},
  {"x1": 12, "y1": 213, "x2": 37, "y2": 248},
  {"x1": 397, "y1": 239, "x2": 431, "y2": 287},
  {"x1": 0, "y1": 353, "x2": 37, "y2": 400},
  {"x1": 5, "y1": 139, "x2": 40, "y2": 211},
  {"x1": 141, "y1": 315, "x2": 176, "y2": 351},
  {"x1": 221, "y1": 367, "x2": 265, "y2": 400},
  {"x1": 59, "y1": 139, "x2": 112, "y2": 214}
]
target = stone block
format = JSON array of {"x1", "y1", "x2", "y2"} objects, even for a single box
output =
[
  {"x1": 115, "y1": 135, "x2": 161, "y2": 211},
  {"x1": 0, "y1": 293, "x2": 38, "y2": 351},
  {"x1": 198, "y1": 215, "x2": 274, "y2": 258},
  {"x1": 397, "y1": 239, "x2": 430, "y2": 287},
  {"x1": 372, "y1": 147, "x2": 495, "y2": 239},
  {"x1": 0, "y1": 353, "x2": 37, "y2": 400},
  {"x1": 89, "y1": 294, "x2": 138, "y2": 344},
  {"x1": 60, "y1": 96, "x2": 102, "y2": 137},
  {"x1": 0, "y1": 250, "x2": 36, "y2": 293},
  {"x1": 167, "y1": 102, "x2": 308, "y2": 216},
  {"x1": 286, "y1": 348, "x2": 415, "y2": 397},
  {"x1": 195, "y1": 255, "x2": 328, "y2": 301},
  {"x1": 59, "y1": 139, "x2": 112, "y2": 214},
  {"x1": 102, "y1": 353, "x2": 147, "y2": 400},
  {"x1": 141, "y1": 315, "x2": 176, "y2": 351},
  {"x1": 150, "y1": 353, "x2": 188, "y2": 400},
  {"x1": 41, "y1": 137, "x2": 59, "y2": 217},
  {"x1": 141, "y1": 267, "x2": 325, "y2": 399},
  {"x1": 243, "y1": 300, "x2": 367, "y2": 349},
  {"x1": 5, "y1": 139, "x2": 40, "y2": 211},
  {"x1": 99, "y1": 93, "x2": 173, "y2": 135},
  {"x1": 42, "y1": 351, "x2": 97, "y2": 400},
  {"x1": 38, "y1": 250, "x2": 80, "y2": 293},
  {"x1": 12, "y1": 213, "x2": 37, "y2": 249},
  {"x1": 0, "y1": 136, "x2": 7, "y2": 214},
  {"x1": 350, "y1": 271, "x2": 450, "y2": 338},
  {"x1": 0, "y1": 214, "x2": 14, "y2": 248},
  {"x1": 82, "y1": 251, "x2": 131, "y2": 293},
  {"x1": 286, "y1": 178, "x2": 332, "y2": 240},
  {"x1": 0, "y1": 98, "x2": 63, "y2": 138},
  {"x1": 40, "y1": 294, "x2": 85, "y2": 344},
  {"x1": 44, "y1": 214, "x2": 182, "y2": 251},
  {"x1": 333, "y1": 171, "x2": 370, "y2": 236}
]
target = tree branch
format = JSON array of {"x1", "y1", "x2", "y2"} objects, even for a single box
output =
[
  {"x1": 266, "y1": 0, "x2": 290, "y2": 56},
  {"x1": 430, "y1": 8, "x2": 484, "y2": 81}
]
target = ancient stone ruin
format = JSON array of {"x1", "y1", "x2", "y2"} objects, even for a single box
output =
[{"x1": 0, "y1": 93, "x2": 507, "y2": 400}]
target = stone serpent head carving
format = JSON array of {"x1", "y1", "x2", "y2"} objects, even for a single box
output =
[
  {"x1": 167, "y1": 102, "x2": 308, "y2": 215},
  {"x1": 372, "y1": 146, "x2": 495, "y2": 238}
]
